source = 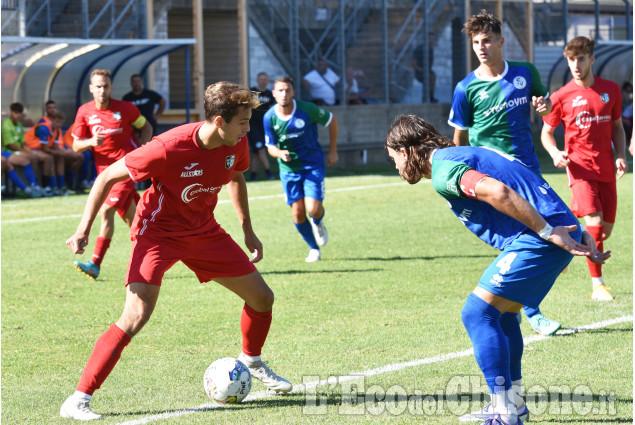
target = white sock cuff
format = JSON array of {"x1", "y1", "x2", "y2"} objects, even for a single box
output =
[
  {"x1": 592, "y1": 277, "x2": 605, "y2": 288},
  {"x1": 239, "y1": 353, "x2": 261, "y2": 365},
  {"x1": 74, "y1": 391, "x2": 91, "y2": 400}
]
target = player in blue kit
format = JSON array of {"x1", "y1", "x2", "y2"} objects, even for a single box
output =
[
  {"x1": 448, "y1": 9, "x2": 559, "y2": 337},
  {"x1": 385, "y1": 115, "x2": 608, "y2": 425},
  {"x1": 264, "y1": 76, "x2": 339, "y2": 262}
]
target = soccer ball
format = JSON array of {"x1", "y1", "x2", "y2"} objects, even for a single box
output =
[{"x1": 203, "y1": 357, "x2": 252, "y2": 404}]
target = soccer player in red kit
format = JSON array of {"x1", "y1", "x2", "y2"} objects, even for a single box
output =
[
  {"x1": 71, "y1": 69, "x2": 152, "y2": 280},
  {"x1": 541, "y1": 36, "x2": 628, "y2": 301},
  {"x1": 61, "y1": 81, "x2": 292, "y2": 421}
]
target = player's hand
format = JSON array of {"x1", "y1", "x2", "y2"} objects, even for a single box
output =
[
  {"x1": 244, "y1": 231, "x2": 263, "y2": 263},
  {"x1": 616, "y1": 158, "x2": 628, "y2": 179},
  {"x1": 91, "y1": 132, "x2": 105, "y2": 147},
  {"x1": 531, "y1": 96, "x2": 550, "y2": 116},
  {"x1": 551, "y1": 150, "x2": 570, "y2": 168},
  {"x1": 548, "y1": 225, "x2": 610, "y2": 262},
  {"x1": 279, "y1": 150, "x2": 291, "y2": 162},
  {"x1": 66, "y1": 234, "x2": 89, "y2": 254},
  {"x1": 326, "y1": 150, "x2": 339, "y2": 167},
  {"x1": 580, "y1": 229, "x2": 611, "y2": 264}
]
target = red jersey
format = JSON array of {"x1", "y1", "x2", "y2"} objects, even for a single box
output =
[
  {"x1": 124, "y1": 122, "x2": 250, "y2": 237},
  {"x1": 543, "y1": 77, "x2": 622, "y2": 184},
  {"x1": 72, "y1": 99, "x2": 145, "y2": 171}
]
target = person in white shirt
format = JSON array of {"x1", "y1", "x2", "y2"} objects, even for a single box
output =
[{"x1": 303, "y1": 59, "x2": 340, "y2": 106}]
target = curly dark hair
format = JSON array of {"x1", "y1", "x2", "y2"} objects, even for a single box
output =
[
  {"x1": 203, "y1": 81, "x2": 261, "y2": 123},
  {"x1": 385, "y1": 114, "x2": 453, "y2": 184},
  {"x1": 463, "y1": 9, "x2": 501, "y2": 38},
  {"x1": 563, "y1": 36, "x2": 595, "y2": 58}
]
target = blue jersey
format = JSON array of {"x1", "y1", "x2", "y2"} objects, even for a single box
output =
[
  {"x1": 448, "y1": 61, "x2": 548, "y2": 174},
  {"x1": 430, "y1": 146, "x2": 579, "y2": 251},
  {"x1": 263, "y1": 99, "x2": 332, "y2": 172}
]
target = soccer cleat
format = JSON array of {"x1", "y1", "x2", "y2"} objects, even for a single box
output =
[
  {"x1": 73, "y1": 260, "x2": 100, "y2": 280},
  {"x1": 459, "y1": 404, "x2": 529, "y2": 423},
  {"x1": 592, "y1": 284, "x2": 614, "y2": 301},
  {"x1": 60, "y1": 394, "x2": 102, "y2": 421},
  {"x1": 310, "y1": 220, "x2": 329, "y2": 246},
  {"x1": 245, "y1": 360, "x2": 293, "y2": 393},
  {"x1": 56, "y1": 186, "x2": 71, "y2": 196},
  {"x1": 41, "y1": 186, "x2": 55, "y2": 197},
  {"x1": 305, "y1": 249, "x2": 321, "y2": 263},
  {"x1": 527, "y1": 313, "x2": 561, "y2": 336},
  {"x1": 480, "y1": 414, "x2": 523, "y2": 425}
]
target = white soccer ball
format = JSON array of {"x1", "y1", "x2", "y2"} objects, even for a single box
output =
[{"x1": 203, "y1": 357, "x2": 252, "y2": 404}]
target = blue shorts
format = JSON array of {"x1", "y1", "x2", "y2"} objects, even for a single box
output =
[
  {"x1": 279, "y1": 166, "x2": 326, "y2": 205},
  {"x1": 2, "y1": 150, "x2": 14, "y2": 159},
  {"x1": 478, "y1": 229, "x2": 581, "y2": 309}
]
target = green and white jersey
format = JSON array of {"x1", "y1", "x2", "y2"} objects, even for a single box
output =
[
  {"x1": 448, "y1": 61, "x2": 548, "y2": 173},
  {"x1": 1, "y1": 118, "x2": 25, "y2": 152}
]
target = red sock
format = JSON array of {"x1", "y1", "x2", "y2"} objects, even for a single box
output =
[
  {"x1": 240, "y1": 303, "x2": 272, "y2": 356},
  {"x1": 91, "y1": 237, "x2": 111, "y2": 267},
  {"x1": 585, "y1": 225, "x2": 604, "y2": 278},
  {"x1": 77, "y1": 324, "x2": 131, "y2": 395}
]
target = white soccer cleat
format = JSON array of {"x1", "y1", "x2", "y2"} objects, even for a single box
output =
[
  {"x1": 591, "y1": 284, "x2": 614, "y2": 301},
  {"x1": 245, "y1": 361, "x2": 293, "y2": 394},
  {"x1": 458, "y1": 403, "x2": 529, "y2": 422},
  {"x1": 60, "y1": 393, "x2": 102, "y2": 421},
  {"x1": 305, "y1": 249, "x2": 321, "y2": 263},
  {"x1": 310, "y1": 220, "x2": 329, "y2": 246}
]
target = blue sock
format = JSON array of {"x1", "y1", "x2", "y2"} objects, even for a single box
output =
[
  {"x1": 294, "y1": 220, "x2": 319, "y2": 250},
  {"x1": 23, "y1": 164, "x2": 38, "y2": 186},
  {"x1": 48, "y1": 175, "x2": 56, "y2": 188},
  {"x1": 310, "y1": 208, "x2": 324, "y2": 225},
  {"x1": 500, "y1": 312, "x2": 523, "y2": 382},
  {"x1": 7, "y1": 170, "x2": 27, "y2": 190},
  {"x1": 461, "y1": 293, "x2": 511, "y2": 393},
  {"x1": 523, "y1": 306, "x2": 540, "y2": 318},
  {"x1": 57, "y1": 175, "x2": 66, "y2": 188},
  {"x1": 67, "y1": 170, "x2": 76, "y2": 187}
]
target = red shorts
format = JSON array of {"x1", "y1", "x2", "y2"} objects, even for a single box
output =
[
  {"x1": 570, "y1": 180, "x2": 617, "y2": 223},
  {"x1": 125, "y1": 224, "x2": 256, "y2": 286},
  {"x1": 103, "y1": 179, "x2": 140, "y2": 218}
]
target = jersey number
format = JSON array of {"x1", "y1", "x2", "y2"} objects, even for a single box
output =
[{"x1": 496, "y1": 253, "x2": 518, "y2": 275}]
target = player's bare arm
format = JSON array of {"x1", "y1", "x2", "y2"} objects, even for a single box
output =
[
  {"x1": 612, "y1": 118, "x2": 628, "y2": 178},
  {"x1": 326, "y1": 115, "x2": 339, "y2": 166},
  {"x1": 66, "y1": 158, "x2": 130, "y2": 254},
  {"x1": 453, "y1": 128, "x2": 469, "y2": 146},
  {"x1": 532, "y1": 95, "x2": 552, "y2": 116},
  {"x1": 138, "y1": 121, "x2": 153, "y2": 145},
  {"x1": 473, "y1": 175, "x2": 608, "y2": 262},
  {"x1": 227, "y1": 170, "x2": 263, "y2": 263},
  {"x1": 540, "y1": 122, "x2": 569, "y2": 168}
]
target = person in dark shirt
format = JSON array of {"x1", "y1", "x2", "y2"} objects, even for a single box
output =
[
  {"x1": 123, "y1": 74, "x2": 166, "y2": 136},
  {"x1": 248, "y1": 72, "x2": 275, "y2": 181}
]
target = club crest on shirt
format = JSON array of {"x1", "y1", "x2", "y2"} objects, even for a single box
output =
[
  {"x1": 295, "y1": 118, "x2": 305, "y2": 129},
  {"x1": 225, "y1": 155, "x2": 235, "y2": 170},
  {"x1": 512, "y1": 76, "x2": 527, "y2": 90},
  {"x1": 113, "y1": 111, "x2": 122, "y2": 121},
  {"x1": 600, "y1": 93, "x2": 609, "y2": 103}
]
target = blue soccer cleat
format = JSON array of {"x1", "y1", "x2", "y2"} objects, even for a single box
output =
[
  {"x1": 73, "y1": 260, "x2": 100, "y2": 280},
  {"x1": 527, "y1": 313, "x2": 561, "y2": 336}
]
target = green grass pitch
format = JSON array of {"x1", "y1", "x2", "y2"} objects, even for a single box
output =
[{"x1": 1, "y1": 165, "x2": 632, "y2": 424}]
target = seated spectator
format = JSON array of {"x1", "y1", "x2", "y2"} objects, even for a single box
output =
[
  {"x1": 1, "y1": 152, "x2": 40, "y2": 198},
  {"x1": 303, "y1": 58, "x2": 340, "y2": 106},
  {"x1": 345, "y1": 67, "x2": 364, "y2": 105},
  {"x1": 1, "y1": 102, "x2": 46, "y2": 196}
]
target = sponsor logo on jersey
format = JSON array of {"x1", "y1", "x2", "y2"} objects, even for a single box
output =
[
  {"x1": 490, "y1": 273, "x2": 503, "y2": 287},
  {"x1": 91, "y1": 125, "x2": 104, "y2": 136},
  {"x1": 184, "y1": 163, "x2": 199, "y2": 170},
  {"x1": 295, "y1": 118, "x2": 305, "y2": 129},
  {"x1": 113, "y1": 111, "x2": 122, "y2": 121},
  {"x1": 478, "y1": 90, "x2": 489, "y2": 101},
  {"x1": 181, "y1": 183, "x2": 222, "y2": 203},
  {"x1": 483, "y1": 96, "x2": 528, "y2": 117},
  {"x1": 88, "y1": 115, "x2": 101, "y2": 125},
  {"x1": 225, "y1": 155, "x2": 235, "y2": 170},
  {"x1": 458, "y1": 208, "x2": 472, "y2": 222},
  {"x1": 181, "y1": 170, "x2": 203, "y2": 177},
  {"x1": 447, "y1": 181, "x2": 458, "y2": 194},
  {"x1": 91, "y1": 125, "x2": 123, "y2": 136},
  {"x1": 512, "y1": 76, "x2": 527, "y2": 90},
  {"x1": 600, "y1": 93, "x2": 609, "y2": 103},
  {"x1": 572, "y1": 96, "x2": 587, "y2": 107},
  {"x1": 575, "y1": 111, "x2": 612, "y2": 129},
  {"x1": 109, "y1": 197, "x2": 119, "y2": 202}
]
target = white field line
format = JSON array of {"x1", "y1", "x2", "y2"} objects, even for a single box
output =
[
  {"x1": 1, "y1": 181, "x2": 406, "y2": 224},
  {"x1": 114, "y1": 315, "x2": 632, "y2": 425}
]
